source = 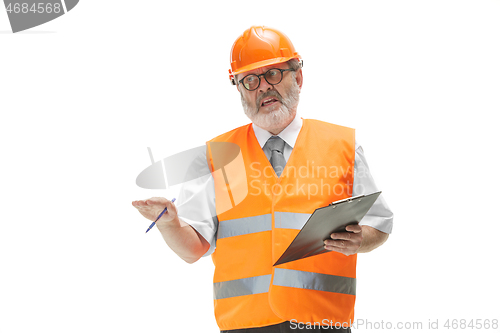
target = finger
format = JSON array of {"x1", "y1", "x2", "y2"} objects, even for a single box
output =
[
  {"x1": 324, "y1": 244, "x2": 348, "y2": 255},
  {"x1": 345, "y1": 224, "x2": 362, "y2": 233},
  {"x1": 145, "y1": 197, "x2": 168, "y2": 206},
  {"x1": 330, "y1": 231, "x2": 353, "y2": 240},
  {"x1": 324, "y1": 239, "x2": 346, "y2": 248}
]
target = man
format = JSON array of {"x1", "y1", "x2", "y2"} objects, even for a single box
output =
[{"x1": 132, "y1": 26, "x2": 393, "y2": 332}]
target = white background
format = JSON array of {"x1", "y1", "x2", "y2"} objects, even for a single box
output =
[{"x1": 1, "y1": 1, "x2": 499, "y2": 332}]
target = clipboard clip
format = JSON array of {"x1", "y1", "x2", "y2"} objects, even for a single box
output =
[{"x1": 329, "y1": 194, "x2": 365, "y2": 207}]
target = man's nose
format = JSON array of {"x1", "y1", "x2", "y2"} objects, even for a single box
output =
[{"x1": 258, "y1": 77, "x2": 273, "y2": 92}]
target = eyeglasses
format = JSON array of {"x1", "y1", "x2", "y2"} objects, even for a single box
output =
[{"x1": 238, "y1": 68, "x2": 296, "y2": 91}]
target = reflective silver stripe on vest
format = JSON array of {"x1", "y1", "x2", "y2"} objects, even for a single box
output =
[
  {"x1": 217, "y1": 214, "x2": 272, "y2": 239},
  {"x1": 273, "y1": 268, "x2": 356, "y2": 296},
  {"x1": 274, "y1": 212, "x2": 312, "y2": 229},
  {"x1": 213, "y1": 274, "x2": 272, "y2": 300}
]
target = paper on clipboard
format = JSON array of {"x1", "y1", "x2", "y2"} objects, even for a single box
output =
[{"x1": 273, "y1": 191, "x2": 382, "y2": 266}]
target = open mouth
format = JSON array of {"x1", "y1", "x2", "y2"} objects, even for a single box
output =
[{"x1": 261, "y1": 97, "x2": 279, "y2": 107}]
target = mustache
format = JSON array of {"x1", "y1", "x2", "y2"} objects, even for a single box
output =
[{"x1": 257, "y1": 90, "x2": 283, "y2": 107}]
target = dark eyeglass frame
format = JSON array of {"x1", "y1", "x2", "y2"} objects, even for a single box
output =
[{"x1": 238, "y1": 68, "x2": 296, "y2": 91}]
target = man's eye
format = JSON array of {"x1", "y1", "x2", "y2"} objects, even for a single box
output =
[
  {"x1": 268, "y1": 70, "x2": 279, "y2": 76},
  {"x1": 246, "y1": 76, "x2": 256, "y2": 83}
]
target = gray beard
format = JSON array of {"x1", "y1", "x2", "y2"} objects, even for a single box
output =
[{"x1": 241, "y1": 80, "x2": 300, "y2": 131}]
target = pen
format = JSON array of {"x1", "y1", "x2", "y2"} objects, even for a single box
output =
[{"x1": 145, "y1": 198, "x2": 176, "y2": 234}]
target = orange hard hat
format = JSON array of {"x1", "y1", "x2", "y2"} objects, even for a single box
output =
[{"x1": 229, "y1": 26, "x2": 301, "y2": 85}]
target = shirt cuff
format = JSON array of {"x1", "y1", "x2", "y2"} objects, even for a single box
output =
[{"x1": 359, "y1": 214, "x2": 393, "y2": 234}]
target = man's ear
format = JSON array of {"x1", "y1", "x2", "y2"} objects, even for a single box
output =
[
  {"x1": 296, "y1": 68, "x2": 303, "y2": 90},
  {"x1": 232, "y1": 75, "x2": 240, "y2": 92}
]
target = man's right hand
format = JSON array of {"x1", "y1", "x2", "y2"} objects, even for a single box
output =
[
  {"x1": 132, "y1": 197, "x2": 209, "y2": 263},
  {"x1": 131, "y1": 197, "x2": 179, "y2": 228}
]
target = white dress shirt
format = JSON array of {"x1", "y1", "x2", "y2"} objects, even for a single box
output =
[{"x1": 177, "y1": 114, "x2": 393, "y2": 257}]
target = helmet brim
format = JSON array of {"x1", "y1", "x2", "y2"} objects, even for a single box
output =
[{"x1": 230, "y1": 56, "x2": 300, "y2": 76}]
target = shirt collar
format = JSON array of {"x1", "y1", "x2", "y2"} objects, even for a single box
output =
[{"x1": 252, "y1": 113, "x2": 303, "y2": 148}]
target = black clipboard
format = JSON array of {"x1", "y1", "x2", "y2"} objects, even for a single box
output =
[{"x1": 274, "y1": 191, "x2": 381, "y2": 266}]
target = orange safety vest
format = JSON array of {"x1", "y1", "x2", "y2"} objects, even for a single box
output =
[{"x1": 206, "y1": 119, "x2": 356, "y2": 331}]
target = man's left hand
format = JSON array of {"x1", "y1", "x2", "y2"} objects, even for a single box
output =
[{"x1": 324, "y1": 224, "x2": 362, "y2": 256}]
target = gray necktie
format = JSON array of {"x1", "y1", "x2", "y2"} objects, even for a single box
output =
[{"x1": 265, "y1": 136, "x2": 286, "y2": 177}]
